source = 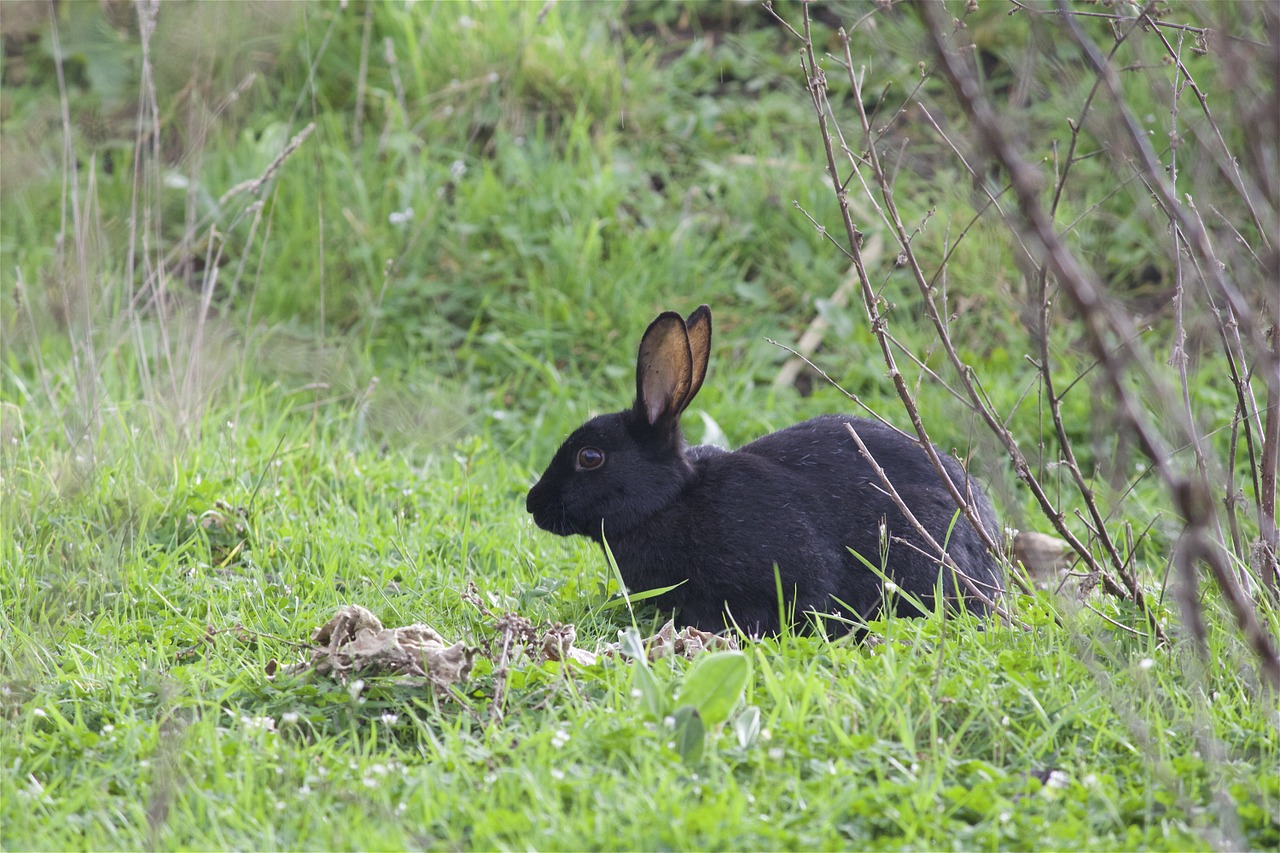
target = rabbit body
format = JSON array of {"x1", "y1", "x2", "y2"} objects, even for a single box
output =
[{"x1": 527, "y1": 306, "x2": 1004, "y2": 635}]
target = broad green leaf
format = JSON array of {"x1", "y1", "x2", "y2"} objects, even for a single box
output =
[
  {"x1": 617, "y1": 627, "x2": 646, "y2": 661},
  {"x1": 675, "y1": 650, "x2": 750, "y2": 726},
  {"x1": 734, "y1": 705, "x2": 761, "y2": 748},
  {"x1": 631, "y1": 661, "x2": 666, "y2": 720},
  {"x1": 672, "y1": 705, "x2": 705, "y2": 765}
]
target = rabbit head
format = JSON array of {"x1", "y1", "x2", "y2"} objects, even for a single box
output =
[{"x1": 526, "y1": 306, "x2": 711, "y2": 541}]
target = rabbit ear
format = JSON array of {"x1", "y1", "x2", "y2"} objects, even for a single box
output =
[
  {"x1": 684, "y1": 305, "x2": 712, "y2": 407},
  {"x1": 635, "y1": 311, "x2": 693, "y2": 427}
]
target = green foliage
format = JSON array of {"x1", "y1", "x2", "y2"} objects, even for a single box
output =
[
  {"x1": 1, "y1": 1, "x2": 1277, "y2": 850},
  {"x1": 676, "y1": 651, "x2": 751, "y2": 728}
]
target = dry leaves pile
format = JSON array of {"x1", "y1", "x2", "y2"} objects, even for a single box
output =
[
  {"x1": 276, "y1": 603, "x2": 739, "y2": 690},
  {"x1": 633, "y1": 620, "x2": 738, "y2": 661},
  {"x1": 276, "y1": 604, "x2": 476, "y2": 688}
]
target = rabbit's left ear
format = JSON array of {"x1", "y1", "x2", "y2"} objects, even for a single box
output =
[
  {"x1": 684, "y1": 305, "x2": 712, "y2": 409},
  {"x1": 635, "y1": 311, "x2": 693, "y2": 427}
]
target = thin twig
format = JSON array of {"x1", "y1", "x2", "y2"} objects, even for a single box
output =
[{"x1": 921, "y1": 1, "x2": 1275, "y2": 683}]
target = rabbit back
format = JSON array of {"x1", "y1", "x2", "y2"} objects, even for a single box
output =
[{"x1": 605, "y1": 414, "x2": 1002, "y2": 634}]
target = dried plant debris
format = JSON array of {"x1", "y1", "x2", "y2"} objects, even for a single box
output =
[
  {"x1": 644, "y1": 620, "x2": 739, "y2": 659},
  {"x1": 598, "y1": 620, "x2": 740, "y2": 661},
  {"x1": 1012, "y1": 531, "x2": 1098, "y2": 598},
  {"x1": 653, "y1": 620, "x2": 739, "y2": 658},
  {"x1": 539, "y1": 622, "x2": 598, "y2": 666},
  {"x1": 1012, "y1": 531, "x2": 1076, "y2": 579},
  {"x1": 277, "y1": 603, "x2": 739, "y2": 692},
  {"x1": 280, "y1": 604, "x2": 475, "y2": 688}
]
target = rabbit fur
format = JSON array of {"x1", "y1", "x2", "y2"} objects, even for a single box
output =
[{"x1": 526, "y1": 305, "x2": 1004, "y2": 635}]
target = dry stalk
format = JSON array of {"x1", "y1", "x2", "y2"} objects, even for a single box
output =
[
  {"x1": 917, "y1": 1, "x2": 1278, "y2": 688},
  {"x1": 841, "y1": 423, "x2": 1024, "y2": 629},
  {"x1": 782, "y1": 3, "x2": 1169, "y2": 635}
]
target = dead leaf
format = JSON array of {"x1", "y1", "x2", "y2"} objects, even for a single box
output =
[
  {"x1": 1012, "y1": 531, "x2": 1075, "y2": 578},
  {"x1": 596, "y1": 620, "x2": 739, "y2": 661},
  {"x1": 645, "y1": 620, "x2": 739, "y2": 660},
  {"x1": 284, "y1": 604, "x2": 475, "y2": 688},
  {"x1": 539, "y1": 623, "x2": 597, "y2": 666}
]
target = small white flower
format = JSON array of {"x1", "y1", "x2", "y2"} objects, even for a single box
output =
[
  {"x1": 1138, "y1": 658, "x2": 1155, "y2": 671},
  {"x1": 389, "y1": 207, "x2": 414, "y2": 226},
  {"x1": 450, "y1": 159, "x2": 467, "y2": 180},
  {"x1": 550, "y1": 769, "x2": 565, "y2": 781},
  {"x1": 458, "y1": 15, "x2": 475, "y2": 29},
  {"x1": 281, "y1": 712, "x2": 299, "y2": 726},
  {"x1": 241, "y1": 715, "x2": 276, "y2": 733},
  {"x1": 767, "y1": 747, "x2": 784, "y2": 760},
  {"x1": 551, "y1": 730, "x2": 570, "y2": 749},
  {"x1": 381, "y1": 712, "x2": 400, "y2": 726}
]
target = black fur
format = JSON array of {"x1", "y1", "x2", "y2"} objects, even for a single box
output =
[{"x1": 526, "y1": 306, "x2": 1004, "y2": 635}]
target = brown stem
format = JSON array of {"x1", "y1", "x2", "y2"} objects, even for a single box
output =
[{"x1": 919, "y1": 1, "x2": 1277, "y2": 687}]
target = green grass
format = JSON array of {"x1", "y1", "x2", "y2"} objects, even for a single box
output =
[{"x1": 2, "y1": 1, "x2": 1277, "y2": 849}]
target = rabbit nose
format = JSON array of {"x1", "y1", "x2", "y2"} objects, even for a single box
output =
[{"x1": 525, "y1": 479, "x2": 544, "y2": 514}]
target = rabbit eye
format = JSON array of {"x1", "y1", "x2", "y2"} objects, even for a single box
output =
[{"x1": 576, "y1": 447, "x2": 605, "y2": 471}]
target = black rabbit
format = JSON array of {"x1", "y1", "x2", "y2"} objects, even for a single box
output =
[{"x1": 526, "y1": 305, "x2": 1004, "y2": 635}]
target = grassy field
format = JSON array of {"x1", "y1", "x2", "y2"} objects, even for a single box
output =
[{"x1": 2, "y1": 1, "x2": 1277, "y2": 849}]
